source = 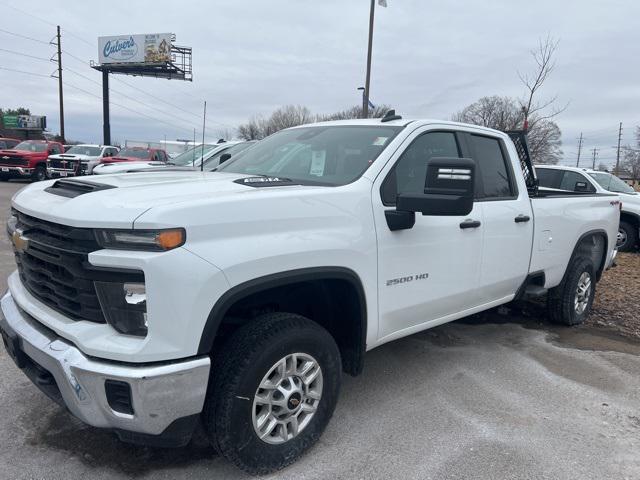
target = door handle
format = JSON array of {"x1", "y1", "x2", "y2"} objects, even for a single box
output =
[
  {"x1": 514, "y1": 214, "x2": 531, "y2": 223},
  {"x1": 459, "y1": 219, "x2": 481, "y2": 229}
]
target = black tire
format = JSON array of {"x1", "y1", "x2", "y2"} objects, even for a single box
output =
[
  {"x1": 547, "y1": 256, "x2": 596, "y2": 326},
  {"x1": 31, "y1": 165, "x2": 47, "y2": 182},
  {"x1": 617, "y1": 221, "x2": 638, "y2": 252},
  {"x1": 203, "y1": 312, "x2": 342, "y2": 475}
]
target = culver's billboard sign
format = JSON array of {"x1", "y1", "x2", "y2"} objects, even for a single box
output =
[{"x1": 98, "y1": 33, "x2": 172, "y2": 64}]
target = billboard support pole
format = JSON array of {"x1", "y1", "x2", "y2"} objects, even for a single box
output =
[{"x1": 102, "y1": 70, "x2": 111, "y2": 145}]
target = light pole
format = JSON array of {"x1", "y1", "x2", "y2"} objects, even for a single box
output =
[{"x1": 362, "y1": 0, "x2": 387, "y2": 119}]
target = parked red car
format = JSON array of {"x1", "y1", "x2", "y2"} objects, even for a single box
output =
[
  {"x1": 0, "y1": 140, "x2": 65, "y2": 181},
  {"x1": 100, "y1": 147, "x2": 169, "y2": 164},
  {"x1": 0, "y1": 138, "x2": 20, "y2": 150}
]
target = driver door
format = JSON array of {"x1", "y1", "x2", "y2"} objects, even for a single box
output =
[{"x1": 372, "y1": 127, "x2": 483, "y2": 340}]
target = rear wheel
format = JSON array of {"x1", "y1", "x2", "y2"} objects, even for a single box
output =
[
  {"x1": 547, "y1": 256, "x2": 596, "y2": 325},
  {"x1": 203, "y1": 312, "x2": 342, "y2": 475},
  {"x1": 617, "y1": 221, "x2": 638, "y2": 252},
  {"x1": 31, "y1": 165, "x2": 47, "y2": 182}
]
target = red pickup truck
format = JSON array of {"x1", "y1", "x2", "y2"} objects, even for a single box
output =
[{"x1": 0, "y1": 140, "x2": 65, "y2": 181}]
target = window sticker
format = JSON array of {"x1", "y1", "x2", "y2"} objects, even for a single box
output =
[
  {"x1": 372, "y1": 136, "x2": 389, "y2": 146},
  {"x1": 310, "y1": 150, "x2": 326, "y2": 176}
]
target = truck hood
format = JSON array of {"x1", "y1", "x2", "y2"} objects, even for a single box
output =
[
  {"x1": 93, "y1": 161, "x2": 166, "y2": 174},
  {"x1": 0, "y1": 149, "x2": 44, "y2": 158},
  {"x1": 11, "y1": 171, "x2": 315, "y2": 228},
  {"x1": 48, "y1": 153, "x2": 96, "y2": 161}
]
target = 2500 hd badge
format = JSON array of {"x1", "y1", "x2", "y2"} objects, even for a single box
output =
[{"x1": 386, "y1": 273, "x2": 429, "y2": 286}]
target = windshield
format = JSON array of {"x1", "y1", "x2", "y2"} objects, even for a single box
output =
[
  {"x1": 217, "y1": 126, "x2": 403, "y2": 185},
  {"x1": 66, "y1": 146, "x2": 102, "y2": 156},
  {"x1": 588, "y1": 172, "x2": 636, "y2": 193},
  {"x1": 172, "y1": 144, "x2": 222, "y2": 166},
  {"x1": 14, "y1": 141, "x2": 47, "y2": 152},
  {"x1": 117, "y1": 148, "x2": 152, "y2": 159},
  {"x1": 204, "y1": 142, "x2": 255, "y2": 168}
]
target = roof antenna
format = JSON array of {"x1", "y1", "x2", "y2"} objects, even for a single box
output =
[{"x1": 381, "y1": 109, "x2": 402, "y2": 122}]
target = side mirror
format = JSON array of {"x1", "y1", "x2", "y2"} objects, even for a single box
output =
[
  {"x1": 574, "y1": 181, "x2": 588, "y2": 192},
  {"x1": 219, "y1": 153, "x2": 232, "y2": 164},
  {"x1": 386, "y1": 157, "x2": 475, "y2": 231}
]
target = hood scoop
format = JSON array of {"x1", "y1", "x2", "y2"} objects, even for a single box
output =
[{"x1": 45, "y1": 179, "x2": 116, "y2": 198}]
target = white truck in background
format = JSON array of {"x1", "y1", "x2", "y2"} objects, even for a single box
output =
[
  {"x1": 1, "y1": 115, "x2": 619, "y2": 474},
  {"x1": 47, "y1": 144, "x2": 120, "y2": 177},
  {"x1": 536, "y1": 165, "x2": 640, "y2": 251}
]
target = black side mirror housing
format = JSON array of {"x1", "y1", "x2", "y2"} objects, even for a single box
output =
[
  {"x1": 397, "y1": 157, "x2": 475, "y2": 216},
  {"x1": 219, "y1": 153, "x2": 232, "y2": 164}
]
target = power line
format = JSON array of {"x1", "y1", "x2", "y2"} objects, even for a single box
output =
[
  {"x1": 0, "y1": 27, "x2": 51, "y2": 45},
  {"x1": 0, "y1": 66, "x2": 51, "y2": 78},
  {"x1": 64, "y1": 67, "x2": 200, "y2": 128},
  {"x1": 0, "y1": 47, "x2": 52, "y2": 62},
  {"x1": 63, "y1": 80, "x2": 195, "y2": 135}
]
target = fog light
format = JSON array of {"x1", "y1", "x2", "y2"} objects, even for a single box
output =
[{"x1": 95, "y1": 281, "x2": 148, "y2": 337}]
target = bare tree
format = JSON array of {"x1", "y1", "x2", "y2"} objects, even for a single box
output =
[
  {"x1": 518, "y1": 35, "x2": 568, "y2": 127},
  {"x1": 237, "y1": 104, "x2": 392, "y2": 140},
  {"x1": 622, "y1": 128, "x2": 640, "y2": 183},
  {"x1": 237, "y1": 105, "x2": 313, "y2": 140},
  {"x1": 453, "y1": 95, "x2": 562, "y2": 164},
  {"x1": 318, "y1": 104, "x2": 391, "y2": 121}
]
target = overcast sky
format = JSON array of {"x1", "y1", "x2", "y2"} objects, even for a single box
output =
[{"x1": 1, "y1": 0, "x2": 637, "y2": 167}]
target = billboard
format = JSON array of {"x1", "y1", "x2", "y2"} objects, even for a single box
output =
[
  {"x1": 98, "y1": 33, "x2": 172, "y2": 64},
  {"x1": 2, "y1": 115, "x2": 46, "y2": 130}
]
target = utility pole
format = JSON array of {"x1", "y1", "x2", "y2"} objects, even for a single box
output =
[
  {"x1": 576, "y1": 132, "x2": 583, "y2": 167},
  {"x1": 362, "y1": 0, "x2": 376, "y2": 119},
  {"x1": 55, "y1": 26, "x2": 65, "y2": 142},
  {"x1": 200, "y1": 101, "x2": 206, "y2": 172},
  {"x1": 614, "y1": 122, "x2": 623, "y2": 175},
  {"x1": 591, "y1": 147, "x2": 599, "y2": 170}
]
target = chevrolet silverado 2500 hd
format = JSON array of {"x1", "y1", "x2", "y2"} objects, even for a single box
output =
[{"x1": 0, "y1": 117, "x2": 620, "y2": 474}]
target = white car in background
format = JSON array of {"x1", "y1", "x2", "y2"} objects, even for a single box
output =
[
  {"x1": 47, "y1": 144, "x2": 120, "y2": 176},
  {"x1": 536, "y1": 165, "x2": 640, "y2": 251},
  {"x1": 92, "y1": 141, "x2": 256, "y2": 175}
]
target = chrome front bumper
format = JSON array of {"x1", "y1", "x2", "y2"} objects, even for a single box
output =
[{"x1": 0, "y1": 290, "x2": 210, "y2": 439}]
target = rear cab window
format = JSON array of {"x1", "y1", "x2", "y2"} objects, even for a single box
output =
[{"x1": 468, "y1": 134, "x2": 516, "y2": 200}]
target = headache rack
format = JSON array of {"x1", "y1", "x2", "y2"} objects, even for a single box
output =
[{"x1": 506, "y1": 130, "x2": 538, "y2": 196}]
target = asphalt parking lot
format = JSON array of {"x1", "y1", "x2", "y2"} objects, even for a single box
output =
[{"x1": 0, "y1": 181, "x2": 639, "y2": 480}]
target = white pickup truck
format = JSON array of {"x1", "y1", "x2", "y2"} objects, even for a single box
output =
[
  {"x1": 536, "y1": 165, "x2": 640, "y2": 251},
  {"x1": 1, "y1": 116, "x2": 620, "y2": 474}
]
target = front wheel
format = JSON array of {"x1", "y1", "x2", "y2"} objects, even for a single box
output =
[
  {"x1": 547, "y1": 256, "x2": 596, "y2": 325},
  {"x1": 617, "y1": 221, "x2": 638, "y2": 252},
  {"x1": 203, "y1": 312, "x2": 342, "y2": 475},
  {"x1": 31, "y1": 165, "x2": 47, "y2": 182}
]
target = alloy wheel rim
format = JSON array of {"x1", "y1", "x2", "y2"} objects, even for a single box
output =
[
  {"x1": 617, "y1": 228, "x2": 627, "y2": 248},
  {"x1": 574, "y1": 271, "x2": 592, "y2": 314},
  {"x1": 252, "y1": 352, "x2": 323, "y2": 445}
]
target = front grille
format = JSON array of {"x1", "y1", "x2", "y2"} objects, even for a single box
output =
[
  {"x1": 48, "y1": 159, "x2": 75, "y2": 170},
  {"x1": 13, "y1": 210, "x2": 143, "y2": 323},
  {"x1": 0, "y1": 155, "x2": 28, "y2": 166}
]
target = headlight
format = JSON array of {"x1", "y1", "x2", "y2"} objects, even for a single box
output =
[
  {"x1": 95, "y1": 228, "x2": 185, "y2": 251},
  {"x1": 95, "y1": 281, "x2": 148, "y2": 336}
]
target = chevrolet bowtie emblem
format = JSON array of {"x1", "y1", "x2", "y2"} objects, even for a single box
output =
[
  {"x1": 12, "y1": 230, "x2": 29, "y2": 253},
  {"x1": 2, "y1": 156, "x2": 9, "y2": 160}
]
